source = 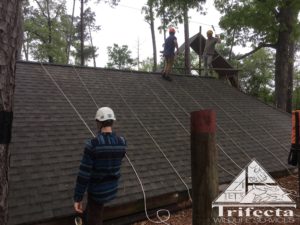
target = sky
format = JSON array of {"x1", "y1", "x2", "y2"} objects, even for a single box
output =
[{"x1": 66, "y1": 0, "x2": 226, "y2": 67}]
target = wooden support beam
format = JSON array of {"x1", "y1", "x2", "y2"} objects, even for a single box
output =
[{"x1": 191, "y1": 110, "x2": 219, "y2": 225}]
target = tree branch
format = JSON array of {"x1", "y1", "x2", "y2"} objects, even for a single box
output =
[
  {"x1": 237, "y1": 43, "x2": 277, "y2": 60},
  {"x1": 34, "y1": 0, "x2": 48, "y2": 19}
]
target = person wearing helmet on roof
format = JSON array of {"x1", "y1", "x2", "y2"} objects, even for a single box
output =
[
  {"x1": 203, "y1": 30, "x2": 220, "y2": 76},
  {"x1": 73, "y1": 107, "x2": 126, "y2": 225},
  {"x1": 162, "y1": 27, "x2": 179, "y2": 81}
]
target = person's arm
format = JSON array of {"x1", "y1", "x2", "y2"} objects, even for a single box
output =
[
  {"x1": 73, "y1": 140, "x2": 94, "y2": 212},
  {"x1": 174, "y1": 39, "x2": 179, "y2": 55}
]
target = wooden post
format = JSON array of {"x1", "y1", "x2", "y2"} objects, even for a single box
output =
[
  {"x1": 191, "y1": 110, "x2": 218, "y2": 225},
  {"x1": 290, "y1": 111, "x2": 300, "y2": 202},
  {"x1": 199, "y1": 26, "x2": 202, "y2": 76}
]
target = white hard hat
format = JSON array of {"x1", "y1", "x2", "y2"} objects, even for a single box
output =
[{"x1": 95, "y1": 107, "x2": 116, "y2": 121}]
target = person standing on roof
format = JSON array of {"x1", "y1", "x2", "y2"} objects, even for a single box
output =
[
  {"x1": 162, "y1": 27, "x2": 179, "y2": 81},
  {"x1": 203, "y1": 30, "x2": 221, "y2": 76},
  {"x1": 73, "y1": 107, "x2": 126, "y2": 225}
]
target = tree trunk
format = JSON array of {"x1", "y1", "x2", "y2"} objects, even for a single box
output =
[
  {"x1": 80, "y1": 0, "x2": 84, "y2": 66},
  {"x1": 286, "y1": 2, "x2": 298, "y2": 112},
  {"x1": 0, "y1": 1, "x2": 23, "y2": 224},
  {"x1": 88, "y1": 24, "x2": 96, "y2": 67},
  {"x1": 287, "y1": 41, "x2": 295, "y2": 113},
  {"x1": 274, "y1": 1, "x2": 294, "y2": 111},
  {"x1": 66, "y1": 0, "x2": 76, "y2": 64},
  {"x1": 149, "y1": 3, "x2": 157, "y2": 72},
  {"x1": 183, "y1": 4, "x2": 191, "y2": 75},
  {"x1": 46, "y1": 0, "x2": 53, "y2": 63},
  {"x1": 22, "y1": 39, "x2": 29, "y2": 61},
  {"x1": 228, "y1": 29, "x2": 236, "y2": 61}
]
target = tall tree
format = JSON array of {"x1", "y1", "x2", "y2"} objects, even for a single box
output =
[
  {"x1": 23, "y1": 0, "x2": 70, "y2": 63},
  {"x1": 183, "y1": 4, "x2": 191, "y2": 74},
  {"x1": 106, "y1": 44, "x2": 135, "y2": 70},
  {"x1": 142, "y1": 0, "x2": 158, "y2": 72},
  {"x1": 239, "y1": 49, "x2": 275, "y2": 105},
  {"x1": 72, "y1": 7, "x2": 100, "y2": 66},
  {"x1": 78, "y1": 0, "x2": 120, "y2": 66},
  {"x1": 172, "y1": 51, "x2": 199, "y2": 74},
  {"x1": 80, "y1": 0, "x2": 84, "y2": 65},
  {"x1": 214, "y1": 0, "x2": 300, "y2": 112},
  {"x1": 0, "y1": 1, "x2": 23, "y2": 225},
  {"x1": 159, "y1": 0, "x2": 206, "y2": 74},
  {"x1": 66, "y1": 0, "x2": 76, "y2": 64}
]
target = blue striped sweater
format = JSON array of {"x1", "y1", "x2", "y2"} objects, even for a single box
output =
[{"x1": 74, "y1": 132, "x2": 126, "y2": 203}]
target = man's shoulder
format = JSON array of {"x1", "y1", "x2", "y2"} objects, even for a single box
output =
[
  {"x1": 85, "y1": 137, "x2": 99, "y2": 149},
  {"x1": 166, "y1": 35, "x2": 177, "y2": 41},
  {"x1": 94, "y1": 133, "x2": 127, "y2": 147},
  {"x1": 115, "y1": 135, "x2": 127, "y2": 146}
]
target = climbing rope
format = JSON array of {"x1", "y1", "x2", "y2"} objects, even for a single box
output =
[
  {"x1": 140, "y1": 77, "x2": 240, "y2": 177},
  {"x1": 40, "y1": 63, "x2": 171, "y2": 225},
  {"x1": 152, "y1": 75, "x2": 252, "y2": 163},
  {"x1": 152, "y1": 75, "x2": 298, "y2": 222},
  {"x1": 185, "y1": 77, "x2": 296, "y2": 177},
  {"x1": 73, "y1": 67, "x2": 194, "y2": 200},
  {"x1": 39, "y1": 63, "x2": 297, "y2": 224}
]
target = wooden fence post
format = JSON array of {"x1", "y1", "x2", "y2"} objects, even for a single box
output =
[{"x1": 191, "y1": 109, "x2": 218, "y2": 225}]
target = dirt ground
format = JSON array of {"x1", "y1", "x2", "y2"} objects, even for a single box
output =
[{"x1": 132, "y1": 174, "x2": 300, "y2": 225}]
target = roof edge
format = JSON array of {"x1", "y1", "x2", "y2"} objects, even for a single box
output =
[{"x1": 16, "y1": 60, "x2": 218, "y2": 80}]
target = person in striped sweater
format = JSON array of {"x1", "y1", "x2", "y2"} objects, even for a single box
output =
[{"x1": 74, "y1": 107, "x2": 127, "y2": 225}]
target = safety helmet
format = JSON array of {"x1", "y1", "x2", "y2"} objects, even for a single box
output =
[
  {"x1": 95, "y1": 107, "x2": 116, "y2": 121},
  {"x1": 207, "y1": 30, "x2": 213, "y2": 35},
  {"x1": 169, "y1": 27, "x2": 176, "y2": 33}
]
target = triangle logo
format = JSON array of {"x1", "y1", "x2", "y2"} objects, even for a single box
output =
[{"x1": 212, "y1": 159, "x2": 296, "y2": 207}]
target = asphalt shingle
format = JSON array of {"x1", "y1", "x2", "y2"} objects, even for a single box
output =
[{"x1": 9, "y1": 62, "x2": 292, "y2": 225}]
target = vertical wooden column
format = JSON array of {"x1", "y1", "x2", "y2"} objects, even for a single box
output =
[
  {"x1": 290, "y1": 111, "x2": 300, "y2": 202},
  {"x1": 191, "y1": 110, "x2": 218, "y2": 225},
  {"x1": 199, "y1": 26, "x2": 202, "y2": 76}
]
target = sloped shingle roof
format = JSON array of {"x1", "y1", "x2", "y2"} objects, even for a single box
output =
[{"x1": 9, "y1": 61, "x2": 292, "y2": 225}]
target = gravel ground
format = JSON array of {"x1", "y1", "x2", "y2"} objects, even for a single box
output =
[{"x1": 132, "y1": 174, "x2": 300, "y2": 225}]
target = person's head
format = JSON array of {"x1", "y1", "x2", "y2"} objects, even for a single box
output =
[
  {"x1": 207, "y1": 30, "x2": 213, "y2": 38},
  {"x1": 169, "y1": 27, "x2": 176, "y2": 35},
  {"x1": 95, "y1": 107, "x2": 116, "y2": 131}
]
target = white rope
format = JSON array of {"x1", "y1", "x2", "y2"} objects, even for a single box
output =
[
  {"x1": 42, "y1": 64, "x2": 297, "y2": 224},
  {"x1": 40, "y1": 64, "x2": 95, "y2": 137},
  {"x1": 106, "y1": 74, "x2": 192, "y2": 202},
  {"x1": 71, "y1": 66, "x2": 172, "y2": 224},
  {"x1": 144, "y1": 80, "x2": 240, "y2": 180},
  {"x1": 172, "y1": 77, "x2": 295, "y2": 177},
  {"x1": 202, "y1": 75, "x2": 290, "y2": 153},
  {"x1": 41, "y1": 63, "x2": 170, "y2": 224},
  {"x1": 193, "y1": 78, "x2": 296, "y2": 177},
  {"x1": 72, "y1": 66, "x2": 99, "y2": 108},
  {"x1": 153, "y1": 76, "x2": 252, "y2": 167}
]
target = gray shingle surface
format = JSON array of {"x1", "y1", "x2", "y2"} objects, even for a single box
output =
[{"x1": 9, "y1": 62, "x2": 292, "y2": 225}]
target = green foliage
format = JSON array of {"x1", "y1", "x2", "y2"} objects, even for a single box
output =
[
  {"x1": 159, "y1": 51, "x2": 199, "y2": 74},
  {"x1": 214, "y1": 0, "x2": 300, "y2": 47},
  {"x1": 239, "y1": 49, "x2": 275, "y2": 104},
  {"x1": 293, "y1": 70, "x2": 300, "y2": 109},
  {"x1": 214, "y1": 0, "x2": 300, "y2": 112},
  {"x1": 72, "y1": 7, "x2": 100, "y2": 65},
  {"x1": 139, "y1": 57, "x2": 154, "y2": 72},
  {"x1": 106, "y1": 44, "x2": 135, "y2": 70},
  {"x1": 95, "y1": 0, "x2": 120, "y2": 7},
  {"x1": 23, "y1": 0, "x2": 70, "y2": 63},
  {"x1": 23, "y1": 0, "x2": 104, "y2": 65},
  {"x1": 144, "y1": 0, "x2": 205, "y2": 32}
]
